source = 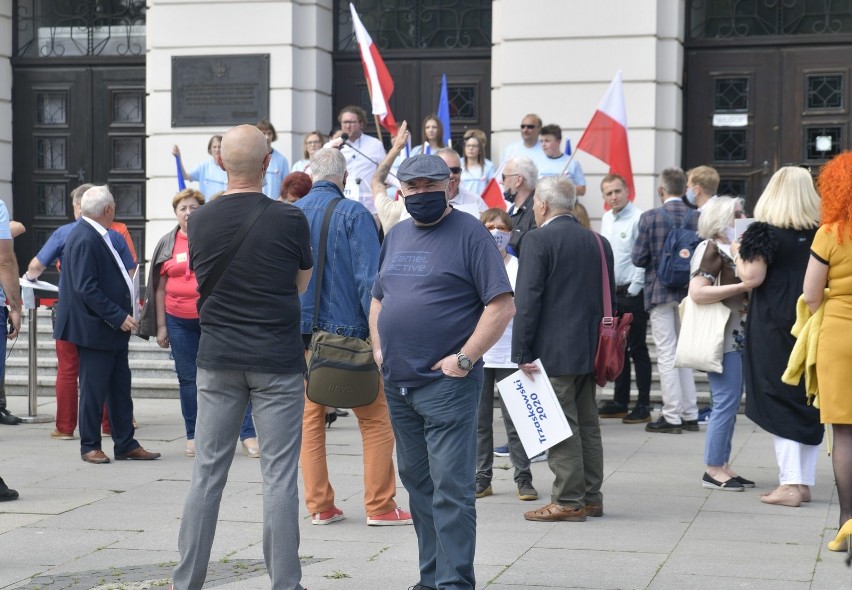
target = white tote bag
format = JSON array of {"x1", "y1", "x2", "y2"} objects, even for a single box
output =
[{"x1": 674, "y1": 294, "x2": 730, "y2": 373}]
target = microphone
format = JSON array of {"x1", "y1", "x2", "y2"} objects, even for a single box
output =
[{"x1": 342, "y1": 134, "x2": 381, "y2": 168}]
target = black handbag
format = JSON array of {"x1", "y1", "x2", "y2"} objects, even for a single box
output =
[{"x1": 305, "y1": 198, "x2": 381, "y2": 408}]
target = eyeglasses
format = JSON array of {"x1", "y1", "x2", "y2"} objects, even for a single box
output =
[
  {"x1": 502, "y1": 173, "x2": 520, "y2": 182},
  {"x1": 449, "y1": 166, "x2": 462, "y2": 174},
  {"x1": 734, "y1": 210, "x2": 746, "y2": 218},
  {"x1": 520, "y1": 124, "x2": 537, "y2": 130},
  {"x1": 306, "y1": 140, "x2": 322, "y2": 146}
]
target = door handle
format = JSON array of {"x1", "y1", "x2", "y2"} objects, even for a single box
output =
[{"x1": 64, "y1": 168, "x2": 85, "y2": 182}]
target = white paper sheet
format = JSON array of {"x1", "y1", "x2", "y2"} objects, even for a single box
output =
[{"x1": 496, "y1": 359, "x2": 573, "y2": 458}]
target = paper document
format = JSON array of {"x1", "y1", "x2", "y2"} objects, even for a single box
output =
[
  {"x1": 497, "y1": 359, "x2": 572, "y2": 458},
  {"x1": 19, "y1": 277, "x2": 58, "y2": 292},
  {"x1": 735, "y1": 218, "x2": 754, "y2": 241}
]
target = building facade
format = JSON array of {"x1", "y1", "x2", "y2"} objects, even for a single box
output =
[{"x1": 2, "y1": 0, "x2": 851, "y2": 272}]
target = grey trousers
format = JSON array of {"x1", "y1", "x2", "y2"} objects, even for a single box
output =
[
  {"x1": 476, "y1": 367, "x2": 531, "y2": 485},
  {"x1": 172, "y1": 368, "x2": 306, "y2": 590},
  {"x1": 548, "y1": 373, "x2": 604, "y2": 509}
]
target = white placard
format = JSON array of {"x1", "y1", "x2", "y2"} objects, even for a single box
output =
[
  {"x1": 496, "y1": 359, "x2": 572, "y2": 458},
  {"x1": 712, "y1": 114, "x2": 748, "y2": 127},
  {"x1": 734, "y1": 217, "x2": 754, "y2": 241}
]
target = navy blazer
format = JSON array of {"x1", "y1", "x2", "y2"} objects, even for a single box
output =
[
  {"x1": 53, "y1": 219, "x2": 133, "y2": 350},
  {"x1": 512, "y1": 215, "x2": 616, "y2": 376}
]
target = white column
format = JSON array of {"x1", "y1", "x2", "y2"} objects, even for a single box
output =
[
  {"x1": 145, "y1": 0, "x2": 333, "y2": 259},
  {"x1": 492, "y1": 0, "x2": 685, "y2": 222}
]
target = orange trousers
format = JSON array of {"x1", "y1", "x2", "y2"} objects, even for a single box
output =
[{"x1": 300, "y1": 377, "x2": 398, "y2": 517}]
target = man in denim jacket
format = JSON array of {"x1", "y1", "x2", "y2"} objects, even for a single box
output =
[{"x1": 295, "y1": 148, "x2": 412, "y2": 527}]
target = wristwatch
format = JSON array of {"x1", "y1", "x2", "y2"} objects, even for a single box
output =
[{"x1": 456, "y1": 352, "x2": 473, "y2": 371}]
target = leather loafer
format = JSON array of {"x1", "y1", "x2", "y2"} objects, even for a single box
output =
[
  {"x1": 0, "y1": 408, "x2": 21, "y2": 425},
  {"x1": 81, "y1": 450, "x2": 111, "y2": 464},
  {"x1": 585, "y1": 503, "x2": 604, "y2": 517},
  {"x1": 115, "y1": 447, "x2": 161, "y2": 461},
  {"x1": 524, "y1": 503, "x2": 586, "y2": 522}
]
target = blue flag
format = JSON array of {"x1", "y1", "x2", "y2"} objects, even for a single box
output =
[
  {"x1": 437, "y1": 74, "x2": 451, "y2": 146},
  {"x1": 175, "y1": 154, "x2": 186, "y2": 190}
]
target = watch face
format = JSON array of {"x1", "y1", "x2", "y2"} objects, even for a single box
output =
[{"x1": 458, "y1": 354, "x2": 473, "y2": 370}]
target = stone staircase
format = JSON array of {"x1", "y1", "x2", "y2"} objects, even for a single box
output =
[
  {"x1": 6, "y1": 308, "x2": 179, "y2": 400},
  {"x1": 6, "y1": 308, "x2": 713, "y2": 406}
]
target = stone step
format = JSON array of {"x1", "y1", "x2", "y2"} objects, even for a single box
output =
[{"x1": 6, "y1": 375, "x2": 179, "y2": 399}]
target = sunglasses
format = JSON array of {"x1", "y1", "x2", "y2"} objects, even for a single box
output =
[
  {"x1": 502, "y1": 173, "x2": 520, "y2": 182},
  {"x1": 520, "y1": 124, "x2": 537, "y2": 130},
  {"x1": 734, "y1": 210, "x2": 746, "y2": 218},
  {"x1": 449, "y1": 166, "x2": 462, "y2": 174}
]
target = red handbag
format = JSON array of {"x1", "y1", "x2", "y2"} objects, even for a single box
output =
[{"x1": 592, "y1": 233, "x2": 633, "y2": 387}]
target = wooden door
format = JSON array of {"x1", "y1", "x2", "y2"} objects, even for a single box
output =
[
  {"x1": 332, "y1": 57, "x2": 491, "y2": 155},
  {"x1": 685, "y1": 45, "x2": 852, "y2": 211},
  {"x1": 12, "y1": 65, "x2": 146, "y2": 282},
  {"x1": 684, "y1": 49, "x2": 780, "y2": 211}
]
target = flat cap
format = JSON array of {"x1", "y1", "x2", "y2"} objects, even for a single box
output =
[{"x1": 396, "y1": 154, "x2": 451, "y2": 182}]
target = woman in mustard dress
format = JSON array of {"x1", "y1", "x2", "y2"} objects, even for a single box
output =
[{"x1": 803, "y1": 152, "x2": 852, "y2": 557}]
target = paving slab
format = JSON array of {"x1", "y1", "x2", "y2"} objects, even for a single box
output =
[{"x1": 0, "y1": 397, "x2": 848, "y2": 589}]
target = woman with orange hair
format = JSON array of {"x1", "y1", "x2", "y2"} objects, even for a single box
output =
[{"x1": 803, "y1": 152, "x2": 852, "y2": 556}]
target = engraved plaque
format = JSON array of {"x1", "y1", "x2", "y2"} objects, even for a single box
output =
[{"x1": 172, "y1": 54, "x2": 270, "y2": 127}]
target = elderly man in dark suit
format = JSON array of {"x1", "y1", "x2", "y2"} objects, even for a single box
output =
[
  {"x1": 512, "y1": 175, "x2": 615, "y2": 522},
  {"x1": 53, "y1": 185, "x2": 159, "y2": 464}
]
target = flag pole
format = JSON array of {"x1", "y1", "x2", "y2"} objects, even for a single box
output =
[
  {"x1": 560, "y1": 151, "x2": 578, "y2": 177},
  {"x1": 373, "y1": 114, "x2": 384, "y2": 142}
]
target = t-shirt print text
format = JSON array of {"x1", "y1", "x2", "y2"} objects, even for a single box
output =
[{"x1": 386, "y1": 251, "x2": 433, "y2": 276}]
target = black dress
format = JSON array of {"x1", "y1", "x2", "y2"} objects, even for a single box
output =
[{"x1": 740, "y1": 222, "x2": 823, "y2": 445}]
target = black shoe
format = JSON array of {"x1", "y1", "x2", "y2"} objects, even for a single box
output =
[
  {"x1": 0, "y1": 408, "x2": 20, "y2": 425},
  {"x1": 622, "y1": 406, "x2": 651, "y2": 424},
  {"x1": 325, "y1": 411, "x2": 337, "y2": 428},
  {"x1": 732, "y1": 475, "x2": 755, "y2": 488},
  {"x1": 645, "y1": 416, "x2": 682, "y2": 434},
  {"x1": 598, "y1": 401, "x2": 628, "y2": 418},
  {"x1": 682, "y1": 420, "x2": 700, "y2": 432},
  {"x1": 0, "y1": 477, "x2": 19, "y2": 501},
  {"x1": 475, "y1": 479, "x2": 492, "y2": 499},
  {"x1": 702, "y1": 472, "x2": 744, "y2": 491},
  {"x1": 409, "y1": 585, "x2": 437, "y2": 590}
]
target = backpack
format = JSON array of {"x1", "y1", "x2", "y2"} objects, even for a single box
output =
[{"x1": 656, "y1": 208, "x2": 700, "y2": 289}]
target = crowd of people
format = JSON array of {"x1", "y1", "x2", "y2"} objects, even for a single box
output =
[{"x1": 1, "y1": 110, "x2": 851, "y2": 589}]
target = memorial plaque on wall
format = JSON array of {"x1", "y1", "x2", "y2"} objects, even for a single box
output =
[{"x1": 172, "y1": 54, "x2": 270, "y2": 127}]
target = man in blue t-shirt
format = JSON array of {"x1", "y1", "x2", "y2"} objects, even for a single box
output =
[{"x1": 369, "y1": 154, "x2": 515, "y2": 590}]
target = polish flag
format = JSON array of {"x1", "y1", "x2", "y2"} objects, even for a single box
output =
[
  {"x1": 481, "y1": 177, "x2": 507, "y2": 211},
  {"x1": 576, "y1": 70, "x2": 634, "y2": 199},
  {"x1": 350, "y1": 4, "x2": 398, "y2": 136}
]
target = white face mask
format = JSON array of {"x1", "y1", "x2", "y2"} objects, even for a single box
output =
[
  {"x1": 724, "y1": 227, "x2": 736, "y2": 243},
  {"x1": 491, "y1": 229, "x2": 511, "y2": 252}
]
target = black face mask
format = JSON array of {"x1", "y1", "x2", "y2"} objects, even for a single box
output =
[
  {"x1": 503, "y1": 187, "x2": 516, "y2": 203},
  {"x1": 404, "y1": 190, "x2": 448, "y2": 225}
]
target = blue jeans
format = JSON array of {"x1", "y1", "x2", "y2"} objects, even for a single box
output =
[
  {"x1": 385, "y1": 375, "x2": 479, "y2": 590},
  {"x1": 704, "y1": 351, "x2": 743, "y2": 466},
  {"x1": 166, "y1": 314, "x2": 254, "y2": 440},
  {"x1": 166, "y1": 314, "x2": 199, "y2": 439}
]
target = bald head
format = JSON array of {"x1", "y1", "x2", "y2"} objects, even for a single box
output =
[{"x1": 219, "y1": 125, "x2": 269, "y2": 185}]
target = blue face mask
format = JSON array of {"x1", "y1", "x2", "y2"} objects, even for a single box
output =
[
  {"x1": 404, "y1": 190, "x2": 448, "y2": 225},
  {"x1": 685, "y1": 187, "x2": 697, "y2": 205}
]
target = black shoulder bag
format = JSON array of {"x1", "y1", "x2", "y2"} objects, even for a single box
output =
[
  {"x1": 305, "y1": 197, "x2": 381, "y2": 408},
  {"x1": 197, "y1": 197, "x2": 273, "y2": 311}
]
